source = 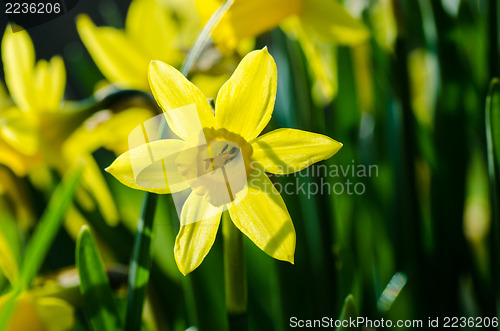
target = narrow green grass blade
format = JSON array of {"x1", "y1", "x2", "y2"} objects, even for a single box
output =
[
  {"x1": 336, "y1": 294, "x2": 357, "y2": 331},
  {"x1": 485, "y1": 78, "x2": 500, "y2": 312},
  {"x1": 77, "y1": 225, "x2": 122, "y2": 331},
  {"x1": 0, "y1": 162, "x2": 83, "y2": 330},
  {"x1": 125, "y1": 192, "x2": 158, "y2": 331}
]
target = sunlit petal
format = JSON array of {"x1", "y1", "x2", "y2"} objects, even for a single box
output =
[
  {"x1": 300, "y1": 0, "x2": 370, "y2": 45},
  {"x1": 47, "y1": 56, "x2": 66, "y2": 112},
  {"x1": 125, "y1": 0, "x2": 182, "y2": 64},
  {"x1": 197, "y1": 0, "x2": 301, "y2": 51},
  {"x1": 251, "y1": 128, "x2": 342, "y2": 174},
  {"x1": 1, "y1": 27, "x2": 35, "y2": 111},
  {"x1": 76, "y1": 14, "x2": 150, "y2": 89},
  {"x1": 148, "y1": 61, "x2": 215, "y2": 140},
  {"x1": 0, "y1": 107, "x2": 38, "y2": 155},
  {"x1": 105, "y1": 139, "x2": 189, "y2": 194},
  {"x1": 215, "y1": 48, "x2": 277, "y2": 140}
]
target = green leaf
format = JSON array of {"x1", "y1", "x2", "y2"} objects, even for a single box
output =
[
  {"x1": 77, "y1": 225, "x2": 122, "y2": 331},
  {"x1": 125, "y1": 193, "x2": 157, "y2": 331},
  {"x1": 336, "y1": 294, "x2": 357, "y2": 331},
  {"x1": 0, "y1": 161, "x2": 84, "y2": 330},
  {"x1": 485, "y1": 78, "x2": 500, "y2": 304}
]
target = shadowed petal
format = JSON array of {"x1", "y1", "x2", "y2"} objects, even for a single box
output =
[
  {"x1": 229, "y1": 169, "x2": 295, "y2": 263},
  {"x1": 175, "y1": 193, "x2": 222, "y2": 275}
]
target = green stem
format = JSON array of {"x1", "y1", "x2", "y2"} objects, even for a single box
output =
[
  {"x1": 223, "y1": 211, "x2": 247, "y2": 329},
  {"x1": 124, "y1": 192, "x2": 158, "y2": 331},
  {"x1": 486, "y1": 78, "x2": 500, "y2": 315}
]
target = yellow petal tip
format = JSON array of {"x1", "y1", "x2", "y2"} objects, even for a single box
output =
[
  {"x1": 76, "y1": 14, "x2": 91, "y2": 26},
  {"x1": 175, "y1": 257, "x2": 194, "y2": 276}
]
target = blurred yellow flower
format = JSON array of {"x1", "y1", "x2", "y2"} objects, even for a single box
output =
[
  {"x1": 0, "y1": 292, "x2": 74, "y2": 331},
  {"x1": 199, "y1": 0, "x2": 369, "y2": 49},
  {"x1": 77, "y1": 0, "x2": 232, "y2": 99},
  {"x1": 0, "y1": 27, "x2": 153, "y2": 227},
  {"x1": 198, "y1": 0, "x2": 370, "y2": 105},
  {"x1": 76, "y1": 0, "x2": 183, "y2": 91},
  {"x1": 106, "y1": 48, "x2": 342, "y2": 274},
  {"x1": 0, "y1": 231, "x2": 74, "y2": 331}
]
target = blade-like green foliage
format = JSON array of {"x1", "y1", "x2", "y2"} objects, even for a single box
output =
[
  {"x1": 0, "y1": 162, "x2": 84, "y2": 330},
  {"x1": 336, "y1": 294, "x2": 357, "y2": 331},
  {"x1": 485, "y1": 78, "x2": 500, "y2": 305},
  {"x1": 77, "y1": 225, "x2": 122, "y2": 331},
  {"x1": 124, "y1": 193, "x2": 157, "y2": 331}
]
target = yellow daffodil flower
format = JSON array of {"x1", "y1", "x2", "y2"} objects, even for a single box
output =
[
  {"x1": 0, "y1": 26, "x2": 118, "y2": 226},
  {"x1": 0, "y1": 292, "x2": 74, "y2": 331},
  {"x1": 0, "y1": 27, "x2": 153, "y2": 227},
  {"x1": 106, "y1": 48, "x2": 342, "y2": 274},
  {"x1": 76, "y1": 0, "x2": 183, "y2": 91},
  {"x1": 76, "y1": 0, "x2": 235, "y2": 99},
  {"x1": 198, "y1": 0, "x2": 370, "y2": 105},
  {"x1": 0, "y1": 231, "x2": 74, "y2": 331}
]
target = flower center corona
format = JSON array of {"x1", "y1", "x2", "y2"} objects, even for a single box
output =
[{"x1": 176, "y1": 127, "x2": 253, "y2": 207}]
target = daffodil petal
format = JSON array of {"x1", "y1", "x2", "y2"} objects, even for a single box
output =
[
  {"x1": 175, "y1": 193, "x2": 222, "y2": 275},
  {"x1": 300, "y1": 0, "x2": 370, "y2": 45},
  {"x1": 0, "y1": 137, "x2": 41, "y2": 176},
  {"x1": 0, "y1": 292, "x2": 44, "y2": 331},
  {"x1": 190, "y1": 72, "x2": 231, "y2": 101},
  {"x1": 35, "y1": 297, "x2": 75, "y2": 331},
  {"x1": 106, "y1": 139, "x2": 189, "y2": 194},
  {"x1": 33, "y1": 59, "x2": 51, "y2": 112},
  {"x1": 47, "y1": 56, "x2": 66, "y2": 111},
  {"x1": 82, "y1": 156, "x2": 119, "y2": 226},
  {"x1": 229, "y1": 170, "x2": 295, "y2": 263},
  {"x1": 215, "y1": 48, "x2": 277, "y2": 140},
  {"x1": 62, "y1": 108, "x2": 153, "y2": 160},
  {"x1": 251, "y1": 128, "x2": 342, "y2": 174},
  {"x1": 1, "y1": 27, "x2": 35, "y2": 111},
  {"x1": 76, "y1": 14, "x2": 150, "y2": 89},
  {"x1": 197, "y1": 0, "x2": 301, "y2": 51},
  {"x1": 0, "y1": 107, "x2": 38, "y2": 155},
  {"x1": 148, "y1": 60, "x2": 215, "y2": 140},
  {"x1": 282, "y1": 17, "x2": 338, "y2": 106},
  {"x1": 125, "y1": 0, "x2": 182, "y2": 64},
  {"x1": 0, "y1": 229, "x2": 18, "y2": 285}
]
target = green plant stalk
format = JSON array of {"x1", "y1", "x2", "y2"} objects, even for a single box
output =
[
  {"x1": 0, "y1": 161, "x2": 83, "y2": 330},
  {"x1": 125, "y1": 192, "x2": 158, "y2": 331},
  {"x1": 223, "y1": 211, "x2": 247, "y2": 329},
  {"x1": 124, "y1": 1, "x2": 234, "y2": 330},
  {"x1": 485, "y1": 78, "x2": 500, "y2": 314},
  {"x1": 77, "y1": 226, "x2": 122, "y2": 330}
]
